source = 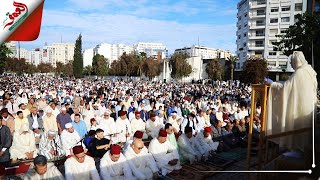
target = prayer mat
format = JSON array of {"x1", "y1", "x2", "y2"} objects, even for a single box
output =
[
  {"x1": 167, "y1": 166, "x2": 204, "y2": 180},
  {"x1": 183, "y1": 162, "x2": 222, "y2": 177},
  {"x1": 206, "y1": 155, "x2": 234, "y2": 168},
  {"x1": 215, "y1": 147, "x2": 247, "y2": 161}
]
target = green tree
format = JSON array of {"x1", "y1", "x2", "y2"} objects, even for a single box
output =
[
  {"x1": 169, "y1": 52, "x2": 192, "y2": 79},
  {"x1": 83, "y1": 65, "x2": 93, "y2": 76},
  {"x1": 55, "y1": 62, "x2": 64, "y2": 76},
  {"x1": 206, "y1": 59, "x2": 224, "y2": 80},
  {"x1": 92, "y1": 54, "x2": 109, "y2": 76},
  {"x1": 240, "y1": 57, "x2": 268, "y2": 84},
  {"x1": 37, "y1": 63, "x2": 54, "y2": 73},
  {"x1": 73, "y1": 34, "x2": 83, "y2": 78},
  {"x1": 227, "y1": 56, "x2": 238, "y2": 80},
  {"x1": 0, "y1": 43, "x2": 12, "y2": 74},
  {"x1": 273, "y1": 12, "x2": 320, "y2": 80},
  {"x1": 63, "y1": 62, "x2": 73, "y2": 77},
  {"x1": 25, "y1": 63, "x2": 38, "y2": 75},
  {"x1": 142, "y1": 58, "x2": 162, "y2": 80}
]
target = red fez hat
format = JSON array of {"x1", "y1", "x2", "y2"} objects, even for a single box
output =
[
  {"x1": 110, "y1": 144, "x2": 121, "y2": 155},
  {"x1": 135, "y1": 111, "x2": 140, "y2": 115},
  {"x1": 185, "y1": 126, "x2": 193, "y2": 134},
  {"x1": 150, "y1": 113, "x2": 156, "y2": 118},
  {"x1": 133, "y1": 131, "x2": 143, "y2": 139},
  {"x1": 204, "y1": 127, "x2": 211, "y2": 133},
  {"x1": 119, "y1": 111, "x2": 126, "y2": 116},
  {"x1": 158, "y1": 129, "x2": 167, "y2": 137},
  {"x1": 72, "y1": 145, "x2": 84, "y2": 155},
  {"x1": 90, "y1": 118, "x2": 96, "y2": 124}
]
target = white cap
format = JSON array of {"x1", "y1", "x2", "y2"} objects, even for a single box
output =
[
  {"x1": 158, "y1": 110, "x2": 164, "y2": 114},
  {"x1": 46, "y1": 109, "x2": 52, "y2": 113},
  {"x1": 65, "y1": 123, "x2": 73, "y2": 129},
  {"x1": 48, "y1": 130, "x2": 56, "y2": 135},
  {"x1": 61, "y1": 107, "x2": 67, "y2": 111}
]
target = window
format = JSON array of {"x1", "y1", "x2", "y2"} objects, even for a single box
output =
[
  {"x1": 280, "y1": 29, "x2": 287, "y2": 33},
  {"x1": 281, "y1": 17, "x2": 290, "y2": 22},
  {"x1": 255, "y1": 41, "x2": 264, "y2": 47},
  {"x1": 256, "y1": 30, "x2": 264, "y2": 36},
  {"x1": 268, "y1": 61, "x2": 276, "y2": 66},
  {"x1": 242, "y1": 52, "x2": 246, "y2": 57},
  {"x1": 279, "y1": 61, "x2": 287, "y2": 66},
  {"x1": 244, "y1": 23, "x2": 248, "y2": 27},
  {"x1": 270, "y1": 18, "x2": 278, "y2": 23},
  {"x1": 239, "y1": 16, "x2": 242, "y2": 20},
  {"x1": 238, "y1": 35, "x2": 241, "y2": 39},
  {"x1": 257, "y1": 0, "x2": 265, "y2": 5},
  {"x1": 255, "y1": 50, "x2": 263, "y2": 55},
  {"x1": 295, "y1": 3, "x2": 302, "y2": 11},
  {"x1": 238, "y1": 26, "x2": 241, "y2": 30},
  {"x1": 271, "y1": 7, "x2": 279, "y2": 12},
  {"x1": 257, "y1": 9, "x2": 265, "y2": 15},
  {"x1": 270, "y1": 29, "x2": 278, "y2": 35},
  {"x1": 269, "y1": 52, "x2": 276, "y2": 56},
  {"x1": 244, "y1": 33, "x2": 247, "y2": 37},
  {"x1": 244, "y1": 13, "x2": 247, "y2": 17},
  {"x1": 256, "y1": 20, "x2": 264, "y2": 26},
  {"x1": 243, "y1": 43, "x2": 247, "y2": 47},
  {"x1": 282, "y1": 6, "x2": 290, "y2": 11}
]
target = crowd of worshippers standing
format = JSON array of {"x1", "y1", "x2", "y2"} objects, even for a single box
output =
[{"x1": 0, "y1": 75, "x2": 265, "y2": 179}]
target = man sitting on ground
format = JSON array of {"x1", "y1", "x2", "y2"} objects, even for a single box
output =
[
  {"x1": 23, "y1": 155, "x2": 64, "y2": 180},
  {"x1": 124, "y1": 139, "x2": 159, "y2": 180},
  {"x1": 100, "y1": 144, "x2": 132, "y2": 180},
  {"x1": 65, "y1": 145, "x2": 99, "y2": 180},
  {"x1": 148, "y1": 129, "x2": 182, "y2": 176}
]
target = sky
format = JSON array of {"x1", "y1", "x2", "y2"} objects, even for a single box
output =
[{"x1": 20, "y1": 0, "x2": 239, "y2": 54}]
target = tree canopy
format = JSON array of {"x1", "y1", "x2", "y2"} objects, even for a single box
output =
[
  {"x1": 240, "y1": 57, "x2": 268, "y2": 84},
  {"x1": 169, "y1": 52, "x2": 192, "y2": 79},
  {"x1": 206, "y1": 59, "x2": 224, "y2": 80},
  {"x1": 73, "y1": 34, "x2": 83, "y2": 78},
  {"x1": 92, "y1": 54, "x2": 109, "y2": 76}
]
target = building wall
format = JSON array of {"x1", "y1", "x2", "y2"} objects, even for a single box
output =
[
  {"x1": 93, "y1": 43, "x2": 134, "y2": 64},
  {"x1": 134, "y1": 42, "x2": 168, "y2": 60},
  {"x1": 236, "y1": 0, "x2": 307, "y2": 72},
  {"x1": 83, "y1": 48, "x2": 94, "y2": 67},
  {"x1": 175, "y1": 45, "x2": 233, "y2": 60}
]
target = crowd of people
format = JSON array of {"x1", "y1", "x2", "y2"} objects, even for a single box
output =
[{"x1": 0, "y1": 75, "x2": 269, "y2": 179}]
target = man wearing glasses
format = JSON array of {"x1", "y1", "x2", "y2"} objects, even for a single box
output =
[{"x1": 124, "y1": 139, "x2": 159, "y2": 180}]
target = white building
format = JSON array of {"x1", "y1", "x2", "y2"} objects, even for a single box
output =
[
  {"x1": 93, "y1": 43, "x2": 134, "y2": 64},
  {"x1": 83, "y1": 48, "x2": 94, "y2": 67},
  {"x1": 15, "y1": 48, "x2": 29, "y2": 62},
  {"x1": 134, "y1": 42, "x2": 168, "y2": 60},
  {"x1": 43, "y1": 43, "x2": 75, "y2": 67},
  {"x1": 175, "y1": 45, "x2": 233, "y2": 59},
  {"x1": 28, "y1": 49, "x2": 42, "y2": 66},
  {"x1": 236, "y1": 0, "x2": 306, "y2": 72}
]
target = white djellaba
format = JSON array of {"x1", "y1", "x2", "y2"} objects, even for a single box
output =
[{"x1": 267, "y1": 51, "x2": 317, "y2": 151}]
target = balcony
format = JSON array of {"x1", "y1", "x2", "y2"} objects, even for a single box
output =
[
  {"x1": 249, "y1": 12, "x2": 266, "y2": 18},
  {"x1": 249, "y1": 2, "x2": 266, "y2": 8},
  {"x1": 248, "y1": 34, "x2": 265, "y2": 39},
  {"x1": 248, "y1": 45, "x2": 264, "y2": 50}
]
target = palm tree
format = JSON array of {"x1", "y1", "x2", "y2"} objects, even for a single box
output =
[{"x1": 227, "y1": 56, "x2": 238, "y2": 80}]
